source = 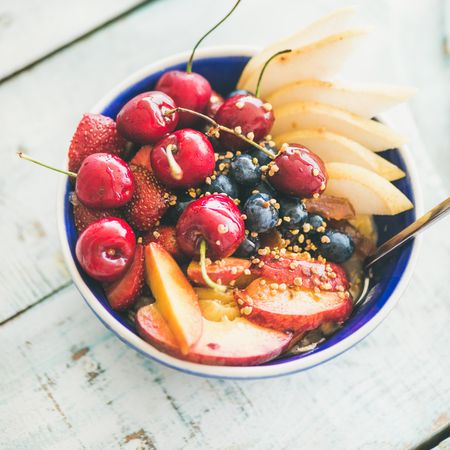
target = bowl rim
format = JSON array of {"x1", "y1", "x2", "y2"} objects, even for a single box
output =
[{"x1": 57, "y1": 45, "x2": 423, "y2": 379}]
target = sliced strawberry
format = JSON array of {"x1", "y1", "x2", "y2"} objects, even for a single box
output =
[
  {"x1": 257, "y1": 252, "x2": 349, "y2": 292},
  {"x1": 142, "y1": 225, "x2": 183, "y2": 260},
  {"x1": 70, "y1": 193, "x2": 122, "y2": 233},
  {"x1": 130, "y1": 145, "x2": 153, "y2": 172},
  {"x1": 68, "y1": 113, "x2": 127, "y2": 173},
  {"x1": 124, "y1": 164, "x2": 169, "y2": 232},
  {"x1": 104, "y1": 243, "x2": 145, "y2": 311}
]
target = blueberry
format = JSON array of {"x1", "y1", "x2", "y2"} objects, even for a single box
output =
[
  {"x1": 230, "y1": 154, "x2": 261, "y2": 186},
  {"x1": 206, "y1": 174, "x2": 239, "y2": 198},
  {"x1": 234, "y1": 234, "x2": 260, "y2": 258},
  {"x1": 308, "y1": 214, "x2": 326, "y2": 232},
  {"x1": 278, "y1": 196, "x2": 308, "y2": 229},
  {"x1": 227, "y1": 89, "x2": 252, "y2": 98},
  {"x1": 243, "y1": 193, "x2": 279, "y2": 233},
  {"x1": 318, "y1": 230, "x2": 354, "y2": 263},
  {"x1": 164, "y1": 192, "x2": 194, "y2": 224},
  {"x1": 249, "y1": 142, "x2": 277, "y2": 166},
  {"x1": 241, "y1": 180, "x2": 276, "y2": 202}
]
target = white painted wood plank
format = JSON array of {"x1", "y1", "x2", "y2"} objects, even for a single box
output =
[
  {"x1": 0, "y1": 0, "x2": 146, "y2": 81},
  {"x1": 0, "y1": 266, "x2": 448, "y2": 450}
]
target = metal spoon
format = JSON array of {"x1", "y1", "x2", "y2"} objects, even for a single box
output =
[{"x1": 365, "y1": 196, "x2": 450, "y2": 269}]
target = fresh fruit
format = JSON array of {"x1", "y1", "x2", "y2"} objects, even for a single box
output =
[
  {"x1": 266, "y1": 80, "x2": 416, "y2": 117},
  {"x1": 176, "y1": 194, "x2": 245, "y2": 260},
  {"x1": 273, "y1": 129, "x2": 405, "y2": 181},
  {"x1": 304, "y1": 194, "x2": 355, "y2": 221},
  {"x1": 271, "y1": 102, "x2": 406, "y2": 152},
  {"x1": 241, "y1": 180, "x2": 276, "y2": 202},
  {"x1": 243, "y1": 193, "x2": 279, "y2": 233},
  {"x1": 330, "y1": 220, "x2": 375, "y2": 258},
  {"x1": 124, "y1": 164, "x2": 169, "y2": 231},
  {"x1": 187, "y1": 257, "x2": 251, "y2": 286},
  {"x1": 206, "y1": 174, "x2": 239, "y2": 199},
  {"x1": 151, "y1": 129, "x2": 215, "y2": 189},
  {"x1": 249, "y1": 141, "x2": 277, "y2": 165},
  {"x1": 234, "y1": 234, "x2": 260, "y2": 258},
  {"x1": 238, "y1": 7, "x2": 357, "y2": 87},
  {"x1": 317, "y1": 230, "x2": 355, "y2": 263},
  {"x1": 104, "y1": 242, "x2": 145, "y2": 310},
  {"x1": 278, "y1": 196, "x2": 308, "y2": 230},
  {"x1": 75, "y1": 153, "x2": 134, "y2": 208},
  {"x1": 206, "y1": 90, "x2": 224, "y2": 117},
  {"x1": 144, "y1": 243, "x2": 202, "y2": 354},
  {"x1": 257, "y1": 253, "x2": 350, "y2": 291},
  {"x1": 142, "y1": 225, "x2": 183, "y2": 260},
  {"x1": 163, "y1": 192, "x2": 194, "y2": 225},
  {"x1": 227, "y1": 89, "x2": 253, "y2": 98},
  {"x1": 325, "y1": 162, "x2": 413, "y2": 215},
  {"x1": 268, "y1": 144, "x2": 327, "y2": 198},
  {"x1": 198, "y1": 299, "x2": 241, "y2": 322},
  {"x1": 70, "y1": 194, "x2": 121, "y2": 234},
  {"x1": 215, "y1": 93, "x2": 275, "y2": 149},
  {"x1": 130, "y1": 145, "x2": 153, "y2": 172},
  {"x1": 136, "y1": 303, "x2": 292, "y2": 365},
  {"x1": 75, "y1": 218, "x2": 136, "y2": 282},
  {"x1": 238, "y1": 29, "x2": 369, "y2": 97},
  {"x1": 230, "y1": 154, "x2": 262, "y2": 186},
  {"x1": 235, "y1": 277, "x2": 352, "y2": 333},
  {"x1": 68, "y1": 113, "x2": 126, "y2": 173},
  {"x1": 116, "y1": 91, "x2": 179, "y2": 144}
]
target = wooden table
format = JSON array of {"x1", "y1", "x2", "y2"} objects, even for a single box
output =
[{"x1": 1, "y1": 1, "x2": 449, "y2": 448}]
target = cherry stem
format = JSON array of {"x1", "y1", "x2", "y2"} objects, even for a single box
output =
[
  {"x1": 164, "y1": 107, "x2": 275, "y2": 160},
  {"x1": 199, "y1": 240, "x2": 228, "y2": 293},
  {"x1": 17, "y1": 152, "x2": 77, "y2": 178},
  {"x1": 255, "y1": 49, "x2": 292, "y2": 98},
  {"x1": 165, "y1": 144, "x2": 183, "y2": 180},
  {"x1": 186, "y1": 0, "x2": 242, "y2": 73}
]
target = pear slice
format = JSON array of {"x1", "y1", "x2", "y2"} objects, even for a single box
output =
[
  {"x1": 266, "y1": 80, "x2": 416, "y2": 118},
  {"x1": 273, "y1": 129, "x2": 405, "y2": 181},
  {"x1": 238, "y1": 7, "x2": 358, "y2": 87},
  {"x1": 325, "y1": 162, "x2": 413, "y2": 215},
  {"x1": 271, "y1": 101, "x2": 406, "y2": 152},
  {"x1": 238, "y1": 29, "x2": 369, "y2": 97}
]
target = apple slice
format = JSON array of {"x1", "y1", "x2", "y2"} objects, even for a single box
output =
[
  {"x1": 238, "y1": 29, "x2": 369, "y2": 97},
  {"x1": 235, "y1": 278, "x2": 352, "y2": 333},
  {"x1": 274, "y1": 129, "x2": 405, "y2": 180},
  {"x1": 136, "y1": 304, "x2": 292, "y2": 366},
  {"x1": 187, "y1": 257, "x2": 252, "y2": 287},
  {"x1": 238, "y1": 7, "x2": 358, "y2": 87},
  {"x1": 144, "y1": 243, "x2": 202, "y2": 354},
  {"x1": 325, "y1": 162, "x2": 413, "y2": 215},
  {"x1": 271, "y1": 102, "x2": 406, "y2": 152},
  {"x1": 266, "y1": 80, "x2": 416, "y2": 117}
]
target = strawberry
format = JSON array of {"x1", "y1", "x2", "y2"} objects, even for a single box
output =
[
  {"x1": 68, "y1": 113, "x2": 127, "y2": 173},
  {"x1": 70, "y1": 193, "x2": 122, "y2": 233},
  {"x1": 124, "y1": 164, "x2": 169, "y2": 232},
  {"x1": 143, "y1": 225, "x2": 184, "y2": 260},
  {"x1": 130, "y1": 145, "x2": 153, "y2": 172},
  {"x1": 104, "y1": 243, "x2": 145, "y2": 311}
]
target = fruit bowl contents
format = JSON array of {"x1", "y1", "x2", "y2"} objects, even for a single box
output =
[{"x1": 50, "y1": 6, "x2": 418, "y2": 370}]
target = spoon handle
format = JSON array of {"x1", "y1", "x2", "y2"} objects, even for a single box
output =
[{"x1": 365, "y1": 197, "x2": 450, "y2": 268}]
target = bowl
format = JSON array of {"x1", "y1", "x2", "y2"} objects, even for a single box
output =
[{"x1": 57, "y1": 46, "x2": 422, "y2": 379}]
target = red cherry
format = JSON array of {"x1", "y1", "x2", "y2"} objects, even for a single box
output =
[
  {"x1": 206, "y1": 90, "x2": 224, "y2": 118},
  {"x1": 176, "y1": 193, "x2": 245, "y2": 260},
  {"x1": 151, "y1": 129, "x2": 215, "y2": 189},
  {"x1": 76, "y1": 218, "x2": 136, "y2": 282},
  {"x1": 155, "y1": 71, "x2": 211, "y2": 127},
  {"x1": 268, "y1": 144, "x2": 328, "y2": 198},
  {"x1": 116, "y1": 91, "x2": 179, "y2": 144},
  {"x1": 75, "y1": 153, "x2": 134, "y2": 209},
  {"x1": 215, "y1": 94, "x2": 274, "y2": 149}
]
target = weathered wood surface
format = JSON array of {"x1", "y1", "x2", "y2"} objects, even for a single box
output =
[{"x1": 0, "y1": 0, "x2": 449, "y2": 448}]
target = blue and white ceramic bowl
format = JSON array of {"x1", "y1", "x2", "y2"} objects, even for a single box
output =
[{"x1": 58, "y1": 46, "x2": 422, "y2": 379}]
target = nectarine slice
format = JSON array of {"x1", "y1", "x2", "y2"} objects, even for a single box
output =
[
  {"x1": 144, "y1": 243, "x2": 202, "y2": 354},
  {"x1": 136, "y1": 304, "x2": 292, "y2": 366}
]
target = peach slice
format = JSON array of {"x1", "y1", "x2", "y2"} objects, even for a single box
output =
[
  {"x1": 187, "y1": 257, "x2": 252, "y2": 287},
  {"x1": 136, "y1": 304, "x2": 292, "y2": 366},
  {"x1": 235, "y1": 278, "x2": 353, "y2": 333},
  {"x1": 194, "y1": 288, "x2": 241, "y2": 321},
  {"x1": 144, "y1": 243, "x2": 202, "y2": 354}
]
